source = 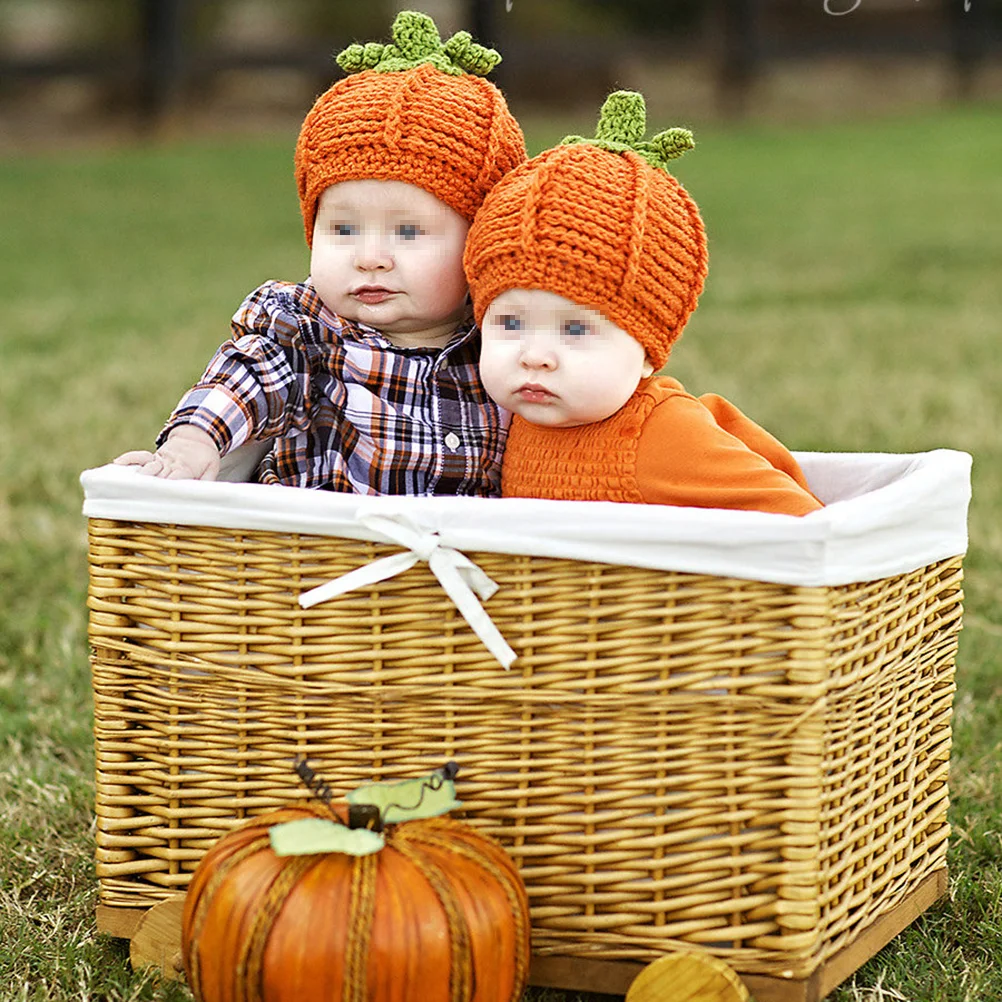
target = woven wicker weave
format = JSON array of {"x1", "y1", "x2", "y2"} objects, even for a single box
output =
[{"x1": 87, "y1": 518, "x2": 962, "y2": 980}]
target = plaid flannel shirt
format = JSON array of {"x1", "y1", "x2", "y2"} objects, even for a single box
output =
[{"x1": 158, "y1": 281, "x2": 509, "y2": 496}]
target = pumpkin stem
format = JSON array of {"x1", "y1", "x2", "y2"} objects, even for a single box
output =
[
  {"x1": 348, "y1": 803, "x2": 384, "y2": 832},
  {"x1": 335, "y1": 10, "x2": 501, "y2": 78},
  {"x1": 561, "y1": 90, "x2": 695, "y2": 173}
]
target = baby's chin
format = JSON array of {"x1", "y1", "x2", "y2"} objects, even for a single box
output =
[
  {"x1": 509, "y1": 397, "x2": 631, "y2": 427},
  {"x1": 507, "y1": 404, "x2": 588, "y2": 428}
]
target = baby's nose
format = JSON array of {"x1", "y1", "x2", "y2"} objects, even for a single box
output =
[
  {"x1": 519, "y1": 338, "x2": 558, "y2": 369},
  {"x1": 354, "y1": 235, "x2": 392, "y2": 271}
]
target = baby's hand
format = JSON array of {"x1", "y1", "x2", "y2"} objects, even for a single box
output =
[{"x1": 114, "y1": 426, "x2": 221, "y2": 481}]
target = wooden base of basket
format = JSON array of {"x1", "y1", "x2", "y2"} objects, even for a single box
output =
[
  {"x1": 99, "y1": 868, "x2": 946, "y2": 1001},
  {"x1": 529, "y1": 869, "x2": 947, "y2": 1002}
]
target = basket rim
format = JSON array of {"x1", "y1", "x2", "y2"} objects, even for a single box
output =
[{"x1": 81, "y1": 449, "x2": 970, "y2": 588}]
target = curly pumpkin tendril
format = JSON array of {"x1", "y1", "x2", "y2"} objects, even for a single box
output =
[
  {"x1": 561, "y1": 90, "x2": 695, "y2": 172},
  {"x1": 336, "y1": 10, "x2": 501, "y2": 77}
]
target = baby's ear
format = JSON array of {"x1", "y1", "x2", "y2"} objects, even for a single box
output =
[{"x1": 642, "y1": 358, "x2": 656, "y2": 378}]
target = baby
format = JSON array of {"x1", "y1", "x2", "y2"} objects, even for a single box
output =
[
  {"x1": 116, "y1": 11, "x2": 525, "y2": 497},
  {"x1": 464, "y1": 91, "x2": 822, "y2": 516}
]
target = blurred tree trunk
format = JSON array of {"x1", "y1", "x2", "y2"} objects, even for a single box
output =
[
  {"x1": 948, "y1": 0, "x2": 985, "y2": 101},
  {"x1": 139, "y1": 0, "x2": 185, "y2": 127},
  {"x1": 469, "y1": 0, "x2": 507, "y2": 86},
  {"x1": 470, "y1": 0, "x2": 497, "y2": 42},
  {"x1": 717, "y1": 0, "x2": 758, "y2": 118}
]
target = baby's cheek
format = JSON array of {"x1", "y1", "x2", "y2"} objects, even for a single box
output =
[{"x1": 478, "y1": 343, "x2": 510, "y2": 392}]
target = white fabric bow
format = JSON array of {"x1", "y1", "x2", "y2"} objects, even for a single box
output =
[{"x1": 297, "y1": 512, "x2": 517, "y2": 669}]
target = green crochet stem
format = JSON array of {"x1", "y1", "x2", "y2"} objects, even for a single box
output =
[
  {"x1": 562, "y1": 91, "x2": 694, "y2": 172},
  {"x1": 336, "y1": 10, "x2": 501, "y2": 77}
]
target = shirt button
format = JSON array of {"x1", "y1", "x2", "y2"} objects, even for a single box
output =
[
  {"x1": 445, "y1": 432, "x2": 461, "y2": 450},
  {"x1": 437, "y1": 356, "x2": 449, "y2": 370}
]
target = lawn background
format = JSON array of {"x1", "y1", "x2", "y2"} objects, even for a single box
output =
[{"x1": 1, "y1": 106, "x2": 1000, "y2": 1000}]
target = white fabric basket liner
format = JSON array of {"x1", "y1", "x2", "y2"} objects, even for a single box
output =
[{"x1": 81, "y1": 449, "x2": 971, "y2": 589}]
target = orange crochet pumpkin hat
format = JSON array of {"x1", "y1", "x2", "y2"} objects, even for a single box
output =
[
  {"x1": 294, "y1": 10, "x2": 526, "y2": 246},
  {"x1": 464, "y1": 91, "x2": 707, "y2": 370}
]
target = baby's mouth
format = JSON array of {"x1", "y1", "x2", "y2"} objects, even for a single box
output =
[
  {"x1": 352, "y1": 286, "x2": 397, "y2": 305},
  {"x1": 516, "y1": 383, "x2": 555, "y2": 404}
]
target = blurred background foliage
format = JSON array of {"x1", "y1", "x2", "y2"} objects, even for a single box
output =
[{"x1": 1, "y1": 0, "x2": 1001, "y2": 148}]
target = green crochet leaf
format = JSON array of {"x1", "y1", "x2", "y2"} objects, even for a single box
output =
[
  {"x1": 269, "y1": 818, "x2": 385, "y2": 857},
  {"x1": 562, "y1": 90, "x2": 695, "y2": 172},
  {"x1": 347, "y1": 771, "x2": 461, "y2": 824},
  {"x1": 443, "y1": 30, "x2": 501, "y2": 76},
  {"x1": 336, "y1": 41, "x2": 388, "y2": 73},
  {"x1": 335, "y1": 10, "x2": 500, "y2": 78}
]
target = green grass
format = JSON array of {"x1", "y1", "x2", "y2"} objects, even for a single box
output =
[{"x1": 1, "y1": 104, "x2": 1001, "y2": 1000}]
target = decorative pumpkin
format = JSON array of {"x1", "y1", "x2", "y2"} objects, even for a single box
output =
[{"x1": 181, "y1": 766, "x2": 530, "y2": 1002}]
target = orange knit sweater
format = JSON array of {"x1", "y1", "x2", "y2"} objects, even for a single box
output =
[{"x1": 501, "y1": 377, "x2": 822, "y2": 516}]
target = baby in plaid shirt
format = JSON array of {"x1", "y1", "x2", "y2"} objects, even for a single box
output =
[{"x1": 115, "y1": 12, "x2": 525, "y2": 497}]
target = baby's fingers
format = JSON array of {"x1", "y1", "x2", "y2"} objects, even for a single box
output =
[
  {"x1": 115, "y1": 451, "x2": 176, "y2": 478},
  {"x1": 114, "y1": 450, "x2": 157, "y2": 466}
]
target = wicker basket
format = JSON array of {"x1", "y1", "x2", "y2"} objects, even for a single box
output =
[{"x1": 83, "y1": 450, "x2": 970, "y2": 995}]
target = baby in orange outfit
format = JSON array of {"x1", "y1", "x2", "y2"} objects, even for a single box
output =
[{"x1": 463, "y1": 91, "x2": 822, "y2": 516}]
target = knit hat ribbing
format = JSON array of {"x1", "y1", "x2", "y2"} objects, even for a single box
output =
[
  {"x1": 464, "y1": 91, "x2": 708, "y2": 370},
  {"x1": 294, "y1": 10, "x2": 526, "y2": 246}
]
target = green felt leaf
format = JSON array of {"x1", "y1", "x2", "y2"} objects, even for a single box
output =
[
  {"x1": 269, "y1": 818, "x2": 384, "y2": 857},
  {"x1": 347, "y1": 773, "x2": 461, "y2": 824}
]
